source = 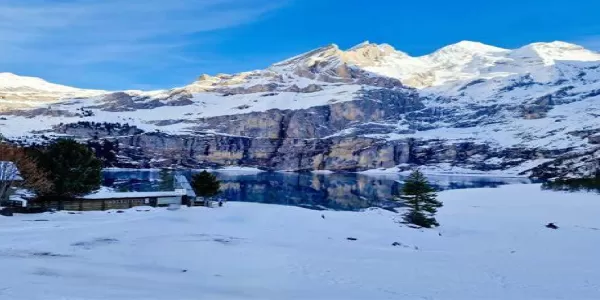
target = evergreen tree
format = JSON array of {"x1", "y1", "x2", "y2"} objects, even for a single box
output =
[
  {"x1": 87, "y1": 139, "x2": 119, "y2": 167},
  {"x1": 191, "y1": 171, "x2": 221, "y2": 200},
  {"x1": 158, "y1": 169, "x2": 174, "y2": 191},
  {"x1": 35, "y1": 139, "x2": 102, "y2": 198},
  {"x1": 396, "y1": 170, "x2": 443, "y2": 228}
]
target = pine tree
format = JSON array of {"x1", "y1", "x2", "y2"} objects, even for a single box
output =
[
  {"x1": 191, "y1": 171, "x2": 221, "y2": 200},
  {"x1": 34, "y1": 139, "x2": 102, "y2": 198},
  {"x1": 397, "y1": 170, "x2": 443, "y2": 228},
  {"x1": 158, "y1": 169, "x2": 174, "y2": 191}
]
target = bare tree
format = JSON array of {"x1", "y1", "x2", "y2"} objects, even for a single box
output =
[{"x1": 0, "y1": 143, "x2": 52, "y2": 201}]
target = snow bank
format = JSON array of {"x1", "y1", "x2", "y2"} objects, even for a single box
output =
[{"x1": 0, "y1": 184, "x2": 598, "y2": 299}]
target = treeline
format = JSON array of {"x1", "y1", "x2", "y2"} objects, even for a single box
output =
[
  {"x1": 2, "y1": 137, "x2": 224, "y2": 205},
  {"x1": 1, "y1": 138, "x2": 105, "y2": 200},
  {"x1": 542, "y1": 176, "x2": 600, "y2": 193}
]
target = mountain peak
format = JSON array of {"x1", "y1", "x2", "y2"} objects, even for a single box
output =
[
  {"x1": 0, "y1": 72, "x2": 20, "y2": 78},
  {"x1": 272, "y1": 43, "x2": 342, "y2": 68},
  {"x1": 514, "y1": 41, "x2": 600, "y2": 65},
  {"x1": 528, "y1": 41, "x2": 584, "y2": 49},
  {"x1": 0, "y1": 72, "x2": 44, "y2": 81},
  {"x1": 347, "y1": 41, "x2": 399, "y2": 55},
  {"x1": 349, "y1": 41, "x2": 372, "y2": 51},
  {"x1": 433, "y1": 40, "x2": 509, "y2": 54},
  {"x1": 0, "y1": 72, "x2": 70, "y2": 91},
  {"x1": 0, "y1": 71, "x2": 105, "y2": 103}
]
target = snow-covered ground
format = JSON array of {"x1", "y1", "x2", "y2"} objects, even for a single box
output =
[
  {"x1": 358, "y1": 162, "x2": 547, "y2": 178},
  {"x1": 0, "y1": 184, "x2": 599, "y2": 300}
]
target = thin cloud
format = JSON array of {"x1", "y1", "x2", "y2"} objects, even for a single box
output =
[{"x1": 0, "y1": 0, "x2": 286, "y2": 87}]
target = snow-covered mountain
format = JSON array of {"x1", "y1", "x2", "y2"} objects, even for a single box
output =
[
  {"x1": 1, "y1": 40, "x2": 599, "y2": 178},
  {"x1": 0, "y1": 72, "x2": 105, "y2": 111}
]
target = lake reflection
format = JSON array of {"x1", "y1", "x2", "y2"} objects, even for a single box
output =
[{"x1": 102, "y1": 170, "x2": 534, "y2": 211}]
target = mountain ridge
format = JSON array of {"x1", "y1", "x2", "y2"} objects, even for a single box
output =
[
  {"x1": 2, "y1": 40, "x2": 598, "y2": 94},
  {"x1": 1, "y1": 40, "x2": 599, "y2": 177}
]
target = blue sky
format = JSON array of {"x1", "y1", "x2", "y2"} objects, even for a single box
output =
[{"x1": 1, "y1": 0, "x2": 599, "y2": 90}]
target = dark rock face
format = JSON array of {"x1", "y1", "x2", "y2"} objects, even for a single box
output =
[
  {"x1": 193, "y1": 89, "x2": 424, "y2": 139},
  {"x1": 521, "y1": 94, "x2": 555, "y2": 119},
  {"x1": 53, "y1": 122, "x2": 144, "y2": 139},
  {"x1": 33, "y1": 86, "x2": 596, "y2": 176},
  {"x1": 529, "y1": 148, "x2": 600, "y2": 179},
  {"x1": 0, "y1": 108, "x2": 77, "y2": 118},
  {"x1": 589, "y1": 135, "x2": 600, "y2": 144},
  {"x1": 217, "y1": 83, "x2": 280, "y2": 95},
  {"x1": 283, "y1": 84, "x2": 324, "y2": 93},
  {"x1": 88, "y1": 91, "x2": 195, "y2": 112},
  {"x1": 106, "y1": 131, "x2": 565, "y2": 173}
]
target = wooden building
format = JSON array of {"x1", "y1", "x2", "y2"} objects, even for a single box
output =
[{"x1": 27, "y1": 190, "x2": 186, "y2": 211}]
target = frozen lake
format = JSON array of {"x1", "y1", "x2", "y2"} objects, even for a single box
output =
[{"x1": 102, "y1": 170, "x2": 534, "y2": 211}]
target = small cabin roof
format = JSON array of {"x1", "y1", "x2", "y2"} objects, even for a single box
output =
[
  {"x1": 174, "y1": 174, "x2": 196, "y2": 197},
  {"x1": 82, "y1": 190, "x2": 185, "y2": 200}
]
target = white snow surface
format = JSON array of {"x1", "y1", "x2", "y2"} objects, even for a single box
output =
[
  {"x1": 0, "y1": 84, "x2": 363, "y2": 138},
  {"x1": 83, "y1": 190, "x2": 185, "y2": 200},
  {"x1": 358, "y1": 162, "x2": 542, "y2": 178},
  {"x1": 276, "y1": 40, "x2": 600, "y2": 89},
  {"x1": 1, "y1": 184, "x2": 599, "y2": 300},
  {"x1": 0, "y1": 72, "x2": 105, "y2": 107}
]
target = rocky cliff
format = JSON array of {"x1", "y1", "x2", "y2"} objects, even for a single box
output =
[{"x1": 1, "y1": 40, "x2": 600, "y2": 178}]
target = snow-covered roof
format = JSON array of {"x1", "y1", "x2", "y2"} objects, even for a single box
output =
[
  {"x1": 0, "y1": 161, "x2": 22, "y2": 181},
  {"x1": 174, "y1": 174, "x2": 196, "y2": 197},
  {"x1": 82, "y1": 189, "x2": 186, "y2": 200},
  {"x1": 8, "y1": 195, "x2": 27, "y2": 207}
]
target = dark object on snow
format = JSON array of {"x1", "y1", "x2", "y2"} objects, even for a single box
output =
[
  {"x1": 321, "y1": 214, "x2": 325, "y2": 219},
  {"x1": 438, "y1": 232, "x2": 442, "y2": 236},
  {"x1": 218, "y1": 200, "x2": 223, "y2": 207},
  {"x1": 0, "y1": 208, "x2": 14, "y2": 217},
  {"x1": 392, "y1": 242, "x2": 402, "y2": 247},
  {"x1": 182, "y1": 269, "x2": 188, "y2": 273},
  {"x1": 116, "y1": 210, "x2": 125, "y2": 214},
  {"x1": 546, "y1": 223, "x2": 559, "y2": 229},
  {"x1": 347, "y1": 237, "x2": 357, "y2": 241},
  {"x1": 34, "y1": 219, "x2": 49, "y2": 222}
]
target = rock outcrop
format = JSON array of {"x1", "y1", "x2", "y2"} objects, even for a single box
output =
[{"x1": 2, "y1": 40, "x2": 600, "y2": 178}]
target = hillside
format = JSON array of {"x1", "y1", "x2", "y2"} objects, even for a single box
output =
[
  {"x1": 1, "y1": 41, "x2": 599, "y2": 177},
  {"x1": 1, "y1": 184, "x2": 599, "y2": 299}
]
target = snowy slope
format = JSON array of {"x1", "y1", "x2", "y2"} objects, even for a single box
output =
[
  {"x1": 1, "y1": 40, "x2": 600, "y2": 174},
  {"x1": 0, "y1": 184, "x2": 599, "y2": 299},
  {"x1": 348, "y1": 40, "x2": 600, "y2": 88},
  {"x1": 0, "y1": 73, "x2": 106, "y2": 111},
  {"x1": 0, "y1": 72, "x2": 81, "y2": 92}
]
